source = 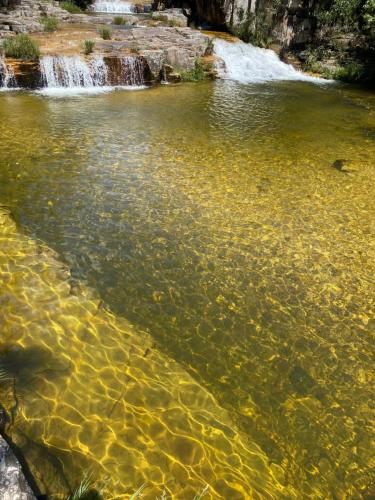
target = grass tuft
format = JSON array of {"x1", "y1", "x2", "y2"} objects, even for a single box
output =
[
  {"x1": 1, "y1": 34, "x2": 40, "y2": 60},
  {"x1": 68, "y1": 473, "x2": 93, "y2": 500},
  {"x1": 193, "y1": 484, "x2": 209, "y2": 500},
  {"x1": 129, "y1": 484, "x2": 147, "y2": 499},
  {"x1": 41, "y1": 16, "x2": 59, "y2": 33},
  {"x1": 113, "y1": 16, "x2": 126, "y2": 25},
  {"x1": 83, "y1": 40, "x2": 95, "y2": 55},
  {"x1": 99, "y1": 27, "x2": 112, "y2": 40}
]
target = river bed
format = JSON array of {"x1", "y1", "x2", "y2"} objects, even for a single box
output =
[{"x1": 0, "y1": 80, "x2": 374, "y2": 498}]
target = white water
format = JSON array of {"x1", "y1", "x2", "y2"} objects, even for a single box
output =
[
  {"x1": 0, "y1": 58, "x2": 16, "y2": 89},
  {"x1": 91, "y1": 0, "x2": 134, "y2": 13},
  {"x1": 214, "y1": 39, "x2": 325, "y2": 84},
  {"x1": 39, "y1": 55, "x2": 146, "y2": 95}
]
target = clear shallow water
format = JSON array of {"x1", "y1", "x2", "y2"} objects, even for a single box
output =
[{"x1": 0, "y1": 81, "x2": 374, "y2": 499}]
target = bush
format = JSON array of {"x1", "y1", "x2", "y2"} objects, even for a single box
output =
[
  {"x1": 99, "y1": 27, "x2": 112, "y2": 40},
  {"x1": 62, "y1": 0, "x2": 93, "y2": 9},
  {"x1": 180, "y1": 61, "x2": 206, "y2": 82},
  {"x1": 1, "y1": 34, "x2": 40, "y2": 60},
  {"x1": 41, "y1": 16, "x2": 59, "y2": 32},
  {"x1": 83, "y1": 39, "x2": 95, "y2": 55},
  {"x1": 363, "y1": 0, "x2": 375, "y2": 29},
  {"x1": 113, "y1": 16, "x2": 126, "y2": 25},
  {"x1": 332, "y1": 62, "x2": 365, "y2": 82},
  {"x1": 59, "y1": 1, "x2": 82, "y2": 13}
]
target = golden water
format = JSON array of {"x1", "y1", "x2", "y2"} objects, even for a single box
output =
[{"x1": 0, "y1": 81, "x2": 374, "y2": 499}]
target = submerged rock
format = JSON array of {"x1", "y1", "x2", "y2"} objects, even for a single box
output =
[{"x1": 0, "y1": 435, "x2": 36, "y2": 500}]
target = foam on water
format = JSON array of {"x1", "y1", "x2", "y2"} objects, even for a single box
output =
[
  {"x1": 214, "y1": 38, "x2": 328, "y2": 84},
  {"x1": 91, "y1": 0, "x2": 134, "y2": 13},
  {"x1": 36, "y1": 85, "x2": 147, "y2": 97}
]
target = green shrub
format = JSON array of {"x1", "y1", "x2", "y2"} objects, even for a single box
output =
[
  {"x1": 41, "y1": 16, "x2": 59, "y2": 32},
  {"x1": 59, "y1": 1, "x2": 82, "y2": 13},
  {"x1": 83, "y1": 39, "x2": 95, "y2": 55},
  {"x1": 99, "y1": 27, "x2": 112, "y2": 40},
  {"x1": 332, "y1": 62, "x2": 365, "y2": 82},
  {"x1": 363, "y1": 0, "x2": 375, "y2": 29},
  {"x1": 1, "y1": 34, "x2": 40, "y2": 60},
  {"x1": 113, "y1": 16, "x2": 126, "y2": 25},
  {"x1": 180, "y1": 61, "x2": 206, "y2": 82}
]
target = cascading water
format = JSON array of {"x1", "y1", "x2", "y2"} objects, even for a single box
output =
[
  {"x1": 0, "y1": 58, "x2": 16, "y2": 89},
  {"x1": 91, "y1": 0, "x2": 134, "y2": 13},
  {"x1": 214, "y1": 39, "x2": 325, "y2": 84},
  {"x1": 39, "y1": 55, "x2": 146, "y2": 94}
]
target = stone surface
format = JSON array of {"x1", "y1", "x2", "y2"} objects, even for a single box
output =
[
  {"x1": 152, "y1": 7, "x2": 188, "y2": 26},
  {"x1": 0, "y1": 0, "x2": 69, "y2": 34},
  {"x1": 0, "y1": 435, "x2": 36, "y2": 500}
]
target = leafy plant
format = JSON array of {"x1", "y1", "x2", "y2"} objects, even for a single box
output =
[
  {"x1": 41, "y1": 16, "x2": 59, "y2": 33},
  {"x1": 83, "y1": 39, "x2": 95, "y2": 55},
  {"x1": 59, "y1": 1, "x2": 82, "y2": 13},
  {"x1": 113, "y1": 16, "x2": 126, "y2": 25},
  {"x1": 99, "y1": 27, "x2": 112, "y2": 40},
  {"x1": 1, "y1": 34, "x2": 40, "y2": 60}
]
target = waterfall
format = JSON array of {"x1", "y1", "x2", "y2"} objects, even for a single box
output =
[
  {"x1": 39, "y1": 55, "x2": 146, "y2": 94},
  {"x1": 0, "y1": 58, "x2": 16, "y2": 89},
  {"x1": 91, "y1": 0, "x2": 134, "y2": 13},
  {"x1": 213, "y1": 39, "x2": 325, "y2": 84}
]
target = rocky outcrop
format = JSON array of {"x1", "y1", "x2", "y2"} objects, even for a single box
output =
[
  {"x1": 152, "y1": 7, "x2": 188, "y2": 26},
  {"x1": 0, "y1": 435, "x2": 36, "y2": 500},
  {"x1": 0, "y1": 0, "x2": 68, "y2": 36},
  {"x1": 154, "y1": 0, "x2": 374, "y2": 82},
  {"x1": 0, "y1": 27, "x2": 212, "y2": 88}
]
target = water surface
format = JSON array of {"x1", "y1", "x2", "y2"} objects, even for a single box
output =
[{"x1": 0, "y1": 81, "x2": 374, "y2": 499}]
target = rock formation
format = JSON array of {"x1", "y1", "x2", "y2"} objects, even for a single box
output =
[
  {"x1": 0, "y1": 0, "x2": 68, "y2": 36},
  {"x1": 0, "y1": 435, "x2": 36, "y2": 500}
]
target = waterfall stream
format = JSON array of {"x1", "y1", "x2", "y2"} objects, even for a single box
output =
[
  {"x1": 38, "y1": 55, "x2": 146, "y2": 95},
  {"x1": 213, "y1": 39, "x2": 325, "y2": 84},
  {"x1": 0, "y1": 58, "x2": 16, "y2": 89},
  {"x1": 91, "y1": 0, "x2": 134, "y2": 13}
]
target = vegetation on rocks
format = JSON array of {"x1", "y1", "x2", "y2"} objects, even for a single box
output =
[
  {"x1": 60, "y1": 0, "x2": 93, "y2": 9},
  {"x1": 59, "y1": 1, "x2": 83, "y2": 13},
  {"x1": 180, "y1": 60, "x2": 207, "y2": 82},
  {"x1": 83, "y1": 39, "x2": 95, "y2": 55},
  {"x1": 1, "y1": 34, "x2": 40, "y2": 60},
  {"x1": 41, "y1": 16, "x2": 59, "y2": 32},
  {"x1": 113, "y1": 16, "x2": 126, "y2": 25},
  {"x1": 99, "y1": 27, "x2": 112, "y2": 40}
]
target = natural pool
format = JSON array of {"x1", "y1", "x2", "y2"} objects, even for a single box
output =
[{"x1": 0, "y1": 81, "x2": 374, "y2": 499}]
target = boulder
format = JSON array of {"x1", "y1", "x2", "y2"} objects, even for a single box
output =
[
  {"x1": 0, "y1": 435, "x2": 36, "y2": 500},
  {"x1": 152, "y1": 8, "x2": 188, "y2": 27}
]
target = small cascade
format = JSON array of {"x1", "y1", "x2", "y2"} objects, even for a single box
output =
[
  {"x1": 91, "y1": 0, "x2": 134, "y2": 13},
  {"x1": 0, "y1": 58, "x2": 16, "y2": 89},
  {"x1": 119, "y1": 57, "x2": 145, "y2": 86},
  {"x1": 39, "y1": 55, "x2": 146, "y2": 93},
  {"x1": 214, "y1": 39, "x2": 323, "y2": 84}
]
